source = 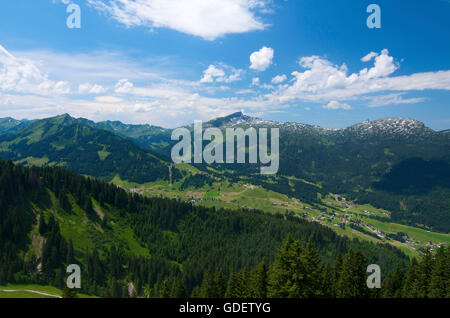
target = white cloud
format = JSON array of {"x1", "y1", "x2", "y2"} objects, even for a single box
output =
[
  {"x1": 235, "y1": 89, "x2": 255, "y2": 95},
  {"x1": 95, "y1": 96, "x2": 124, "y2": 103},
  {"x1": 226, "y1": 68, "x2": 244, "y2": 83},
  {"x1": 361, "y1": 52, "x2": 378, "y2": 62},
  {"x1": 16, "y1": 49, "x2": 168, "y2": 83},
  {"x1": 269, "y1": 49, "x2": 450, "y2": 104},
  {"x1": 359, "y1": 49, "x2": 398, "y2": 79},
  {"x1": 200, "y1": 64, "x2": 243, "y2": 83},
  {"x1": 0, "y1": 45, "x2": 70, "y2": 95},
  {"x1": 365, "y1": 93, "x2": 426, "y2": 108},
  {"x1": 52, "y1": 0, "x2": 71, "y2": 4},
  {"x1": 0, "y1": 44, "x2": 274, "y2": 126},
  {"x1": 322, "y1": 101, "x2": 351, "y2": 110},
  {"x1": 250, "y1": 76, "x2": 273, "y2": 89},
  {"x1": 271, "y1": 74, "x2": 287, "y2": 84},
  {"x1": 250, "y1": 46, "x2": 274, "y2": 71},
  {"x1": 78, "y1": 83, "x2": 107, "y2": 94},
  {"x1": 114, "y1": 79, "x2": 134, "y2": 94},
  {"x1": 200, "y1": 65, "x2": 224, "y2": 83},
  {"x1": 88, "y1": 0, "x2": 269, "y2": 40},
  {"x1": 3, "y1": 45, "x2": 449, "y2": 128}
]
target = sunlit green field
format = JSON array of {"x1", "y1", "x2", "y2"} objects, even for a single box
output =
[
  {"x1": 0, "y1": 284, "x2": 95, "y2": 298},
  {"x1": 111, "y1": 174, "x2": 450, "y2": 259}
]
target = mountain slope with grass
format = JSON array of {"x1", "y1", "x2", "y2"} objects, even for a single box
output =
[
  {"x1": 77, "y1": 118, "x2": 173, "y2": 155},
  {"x1": 191, "y1": 113, "x2": 450, "y2": 232},
  {"x1": 0, "y1": 114, "x2": 172, "y2": 183},
  {"x1": 0, "y1": 159, "x2": 412, "y2": 297},
  {"x1": 1, "y1": 113, "x2": 448, "y2": 233},
  {"x1": 0, "y1": 117, "x2": 35, "y2": 135}
]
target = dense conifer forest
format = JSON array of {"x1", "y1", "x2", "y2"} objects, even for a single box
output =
[{"x1": 1, "y1": 159, "x2": 448, "y2": 298}]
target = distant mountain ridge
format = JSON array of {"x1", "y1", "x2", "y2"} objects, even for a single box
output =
[
  {"x1": 0, "y1": 117, "x2": 36, "y2": 135},
  {"x1": 203, "y1": 111, "x2": 272, "y2": 128},
  {"x1": 194, "y1": 113, "x2": 450, "y2": 232},
  {"x1": 222, "y1": 115, "x2": 438, "y2": 140},
  {"x1": 0, "y1": 114, "x2": 172, "y2": 183},
  {"x1": 0, "y1": 112, "x2": 444, "y2": 139},
  {"x1": 0, "y1": 112, "x2": 449, "y2": 231},
  {"x1": 78, "y1": 117, "x2": 172, "y2": 153}
]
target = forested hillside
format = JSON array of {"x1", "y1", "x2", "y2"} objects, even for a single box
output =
[
  {"x1": 0, "y1": 117, "x2": 34, "y2": 135},
  {"x1": 0, "y1": 159, "x2": 417, "y2": 298},
  {"x1": 0, "y1": 114, "x2": 173, "y2": 183},
  {"x1": 1, "y1": 113, "x2": 449, "y2": 233},
  {"x1": 191, "y1": 236, "x2": 450, "y2": 298},
  {"x1": 197, "y1": 115, "x2": 450, "y2": 232},
  {"x1": 78, "y1": 118, "x2": 173, "y2": 155}
]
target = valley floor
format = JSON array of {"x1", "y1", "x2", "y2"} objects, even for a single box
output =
[{"x1": 112, "y1": 173, "x2": 450, "y2": 258}]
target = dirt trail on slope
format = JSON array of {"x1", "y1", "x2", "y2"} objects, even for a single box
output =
[{"x1": 0, "y1": 289, "x2": 62, "y2": 298}]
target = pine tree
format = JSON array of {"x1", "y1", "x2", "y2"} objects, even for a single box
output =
[
  {"x1": 251, "y1": 258, "x2": 268, "y2": 298},
  {"x1": 38, "y1": 213, "x2": 46, "y2": 235},
  {"x1": 402, "y1": 257, "x2": 419, "y2": 298},
  {"x1": 381, "y1": 265, "x2": 404, "y2": 298},
  {"x1": 319, "y1": 263, "x2": 333, "y2": 298},
  {"x1": 84, "y1": 198, "x2": 96, "y2": 220},
  {"x1": 159, "y1": 277, "x2": 171, "y2": 298},
  {"x1": 122, "y1": 285, "x2": 129, "y2": 298},
  {"x1": 336, "y1": 249, "x2": 368, "y2": 298},
  {"x1": 214, "y1": 272, "x2": 228, "y2": 298},
  {"x1": 302, "y1": 239, "x2": 322, "y2": 297},
  {"x1": 267, "y1": 235, "x2": 306, "y2": 298},
  {"x1": 197, "y1": 269, "x2": 222, "y2": 298},
  {"x1": 66, "y1": 239, "x2": 74, "y2": 264},
  {"x1": 108, "y1": 277, "x2": 121, "y2": 298},
  {"x1": 332, "y1": 253, "x2": 343, "y2": 297},
  {"x1": 190, "y1": 285, "x2": 201, "y2": 298},
  {"x1": 446, "y1": 247, "x2": 450, "y2": 298},
  {"x1": 170, "y1": 276, "x2": 187, "y2": 298},
  {"x1": 411, "y1": 248, "x2": 433, "y2": 298},
  {"x1": 225, "y1": 271, "x2": 247, "y2": 298},
  {"x1": 429, "y1": 246, "x2": 449, "y2": 298}
]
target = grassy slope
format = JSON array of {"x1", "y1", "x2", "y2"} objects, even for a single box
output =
[
  {"x1": 43, "y1": 191, "x2": 150, "y2": 258},
  {"x1": 22, "y1": 188, "x2": 150, "y2": 272},
  {"x1": 0, "y1": 187, "x2": 150, "y2": 299},
  {"x1": 112, "y1": 171, "x2": 450, "y2": 258},
  {"x1": 0, "y1": 284, "x2": 94, "y2": 298}
]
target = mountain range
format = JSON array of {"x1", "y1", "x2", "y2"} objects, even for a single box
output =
[
  {"x1": 0, "y1": 111, "x2": 449, "y2": 298},
  {"x1": 0, "y1": 112, "x2": 449, "y2": 233}
]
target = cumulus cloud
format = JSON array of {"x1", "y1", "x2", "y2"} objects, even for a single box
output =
[
  {"x1": 0, "y1": 45, "x2": 70, "y2": 95},
  {"x1": 200, "y1": 65, "x2": 224, "y2": 83},
  {"x1": 114, "y1": 79, "x2": 134, "y2": 94},
  {"x1": 271, "y1": 74, "x2": 287, "y2": 84},
  {"x1": 0, "y1": 44, "x2": 270, "y2": 126},
  {"x1": 322, "y1": 101, "x2": 351, "y2": 110},
  {"x1": 78, "y1": 83, "x2": 107, "y2": 94},
  {"x1": 269, "y1": 49, "x2": 450, "y2": 104},
  {"x1": 359, "y1": 49, "x2": 399, "y2": 79},
  {"x1": 3, "y1": 45, "x2": 449, "y2": 127},
  {"x1": 250, "y1": 46, "x2": 274, "y2": 71},
  {"x1": 200, "y1": 64, "x2": 243, "y2": 83},
  {"x1": 87, "y1": 0, "x2": 269, "y2": 40},
  {"x1": 361, "y1": 51, "x2": 378, "y2": 62}
]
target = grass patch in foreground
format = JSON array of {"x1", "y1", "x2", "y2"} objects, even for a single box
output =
[{"x1": 0, "y1": 284, "x2": 95, "y2": 298}]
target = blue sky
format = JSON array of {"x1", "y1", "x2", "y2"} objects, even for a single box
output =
[{"x1": 0, "y1": 0, "x2": 449, "y2": 130}]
